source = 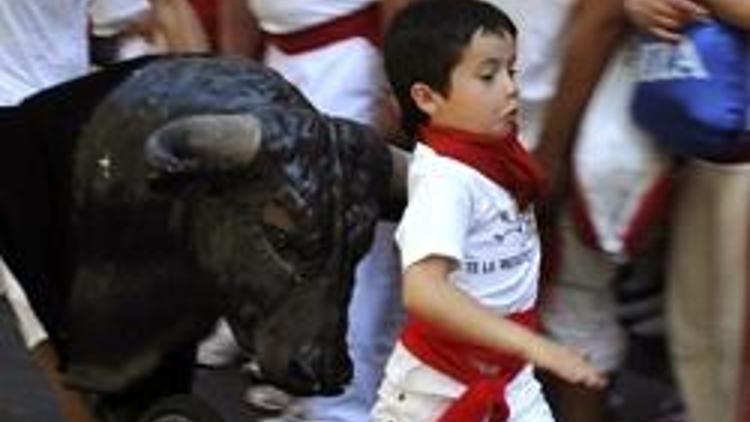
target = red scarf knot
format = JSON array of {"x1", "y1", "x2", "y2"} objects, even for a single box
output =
[{"x1": 419, "y1": 124, "x2": 546, "y2": 210}]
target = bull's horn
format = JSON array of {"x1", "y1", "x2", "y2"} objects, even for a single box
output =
[
  {"x1": 387, "y1": 145, "x2": 410, "y2": 204},
  {"x1": 145, "y1": 113, "x2": 263, "y2": 173}
]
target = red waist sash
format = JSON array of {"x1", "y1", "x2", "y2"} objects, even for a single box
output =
[
  {"x1": 264, "y1": 3, "x2": 381, "y2": 54},
  {"x1": 400, "y1": 309, "x2": 539, "y2": 422}
]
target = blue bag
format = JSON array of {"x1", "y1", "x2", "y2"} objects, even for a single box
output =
[{"x1": 631, "y1": 21, "x2": 749, "y2": 160}]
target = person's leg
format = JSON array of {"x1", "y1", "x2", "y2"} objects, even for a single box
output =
[
  {"x1": 710, "y1": 163, "x2": 750, "y2": 422},
  {"x1": 738, "y1": 175, "x2": 750, "y2": 422},
  {"x1": 31, "y1": 340, "x2": 100, "y2": 422},
  {"x1": 668, "y1": 160, "x2": 750, "y2": 422},
  {"x1": 1, "y1": 258, "x2": 98, "y2": 422},
  {"x1": 0, "y1": 298, "x2": 66, "y2": 422},
  {"x1": 666, "y1": 161, "x2": 714, "y2": 422},
  {"x1": 541, "y1": 215, "x2": 625, "y2": 422}
]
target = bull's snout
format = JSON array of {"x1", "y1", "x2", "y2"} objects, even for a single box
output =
[{"x1": 285, "y1": 342, "x2": 352, "y2": 396}]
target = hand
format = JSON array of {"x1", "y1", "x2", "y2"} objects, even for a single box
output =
[
  {"x1": 528, "y1": 339, "x2": 608, "y2": 389},
  {"x1": 625, "y1": 0, "x2": 709, "y2": 42}
]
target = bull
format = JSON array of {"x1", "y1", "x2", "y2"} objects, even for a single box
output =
[{"x1": 0, "y1": 56, "x2": 408, "y2": 419}]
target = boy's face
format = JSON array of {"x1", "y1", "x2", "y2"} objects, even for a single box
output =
[{"x1": 419, "y1": 30, "x2": 519, "y2": 138}]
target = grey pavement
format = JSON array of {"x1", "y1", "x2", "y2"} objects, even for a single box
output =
[{"x1": 2, "y1": 299, "x2": 681, "y2": 422}]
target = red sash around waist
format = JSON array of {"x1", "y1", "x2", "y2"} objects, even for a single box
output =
[
  {"x1": 400, "y1": 308, "x2": 539, "y2": 422},
  {"x1": 264, "y1": 3, "x2": 381, "y2": 54}
]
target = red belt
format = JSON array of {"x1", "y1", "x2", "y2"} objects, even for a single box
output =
[
  {"x1": 401, "y1": 309, "x2": 538, "y2": 422},
  {"x1": 264, "y1": 3, "x2": 381, "y2": 55}
]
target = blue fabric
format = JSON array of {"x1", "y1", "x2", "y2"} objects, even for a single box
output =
[{"x1": 631, "y1": 21, "x2": 749, "y2": 160}]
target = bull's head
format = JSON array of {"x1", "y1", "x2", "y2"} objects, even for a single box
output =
[
  {"x1": 61, "y1": 57, "x2": 408, "y2": 397},
  {"x1": 144, "y1": 111, "x2": 404, "y2": 395}
]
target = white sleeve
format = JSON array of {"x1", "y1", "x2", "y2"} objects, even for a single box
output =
[
  {"x1": 395, "y1": 174, "x2": 471, "y2": 271},
  {"x1": 89, "y1": 0, "x2": 151, "y2": 36}
]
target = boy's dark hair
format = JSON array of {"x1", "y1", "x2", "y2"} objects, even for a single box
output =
[{"x1": 384, "y1": 0, "x2": 517, "y2": 138}]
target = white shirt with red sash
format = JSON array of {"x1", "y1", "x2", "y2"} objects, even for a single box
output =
[{"x1": 375, "y1": 143, "x2": 553, "y2": 422}]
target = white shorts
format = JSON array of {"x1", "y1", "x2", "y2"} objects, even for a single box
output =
[
  {"x1": 541, "y1": 215, "x2": 626, "y2": 372},
  {"x1": 371, "y1": 342, "x2": 554, "y2": 422}
]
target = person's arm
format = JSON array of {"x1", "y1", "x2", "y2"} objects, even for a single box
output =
[
  {"x1": 705, "y1": 0, "x2": 750, "y2": 28},
  {"x1": 149, "y1": 0, "x2": 210, "y2": 52},
  {"x1": 624, "y1": 0, "x2": 709, "y2": 41},
  {"x1": 403, "y1": 256, "x2": 606, "y2": 388},
  {"x1": 534, "y1": 0, "x2": 628, "y2": 207},
  {"x1": 625, "y1": 0, "x2": 748, "y2": 38},
  {"x1": 217, "y1": 0, "x2": 263, "y2": 58}
]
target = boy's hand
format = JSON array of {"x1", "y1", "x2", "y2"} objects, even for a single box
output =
[
  {"x1": 528, "y1": 339, "x2": 608, "y2": 389},
  {"x1": 625, "y1": 0, "x2": 709, "y2": 42}
]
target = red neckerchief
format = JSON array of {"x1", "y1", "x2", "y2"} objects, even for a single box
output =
[
  {"x1": 419, "y1": 124, "x2": 546, "y2": 209},
  {"x1": 401, "y1": 309, "x2": 539, "y2": 422}
]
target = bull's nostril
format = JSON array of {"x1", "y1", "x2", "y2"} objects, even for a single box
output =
[
  {"x1": 289, "y1": 358, "x2": 322, "y2": 393},
  {"x1": 289, "y1": 344, "x2": 322, "y2": 387}
]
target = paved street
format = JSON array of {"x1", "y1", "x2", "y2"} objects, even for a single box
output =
[{"x1": 2, "y1": 298, "x2": 682, "y2": 422}]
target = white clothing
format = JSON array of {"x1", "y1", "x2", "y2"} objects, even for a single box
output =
[
  {"x1": 264, "y1": 39, "x2": 390, "y2": 128},
  {"x1": 540, "y1": 214, "x2": 626, "y2": 372},
  {"x1": 372, "y1": 343, "x2": 554, "y2": 422},
  {"x1": 396, "y1": 143, "x2": 541, "y2": 314},
  {"x1": 0, "y1": 0, "x2": 150, "y2": 106},
  {"x1": 247, "y1": 0, "x2": 375, "y2": 34},
  {"x1": 375, "y1": 143, "x2": 550, "y2": 420},
  {"x1": 541, "y1": 42, "x2": 669, "y2": 372}
]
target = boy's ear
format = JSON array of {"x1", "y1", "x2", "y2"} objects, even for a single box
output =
[{"x1": 410, "y1": 82, "x2": 442, "y2": 116}]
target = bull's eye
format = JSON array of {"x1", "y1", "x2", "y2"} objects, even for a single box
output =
[
  {"x1": 262, "y1": 200, "x2": 298, "y2": 232},
  {"x1": 263, "y1": 223, "x2": 290, "y2": 249}
]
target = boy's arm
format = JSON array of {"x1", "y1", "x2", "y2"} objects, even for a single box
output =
[{"x1": 403, "y1": 256, "x2": 606, "y2": 388}]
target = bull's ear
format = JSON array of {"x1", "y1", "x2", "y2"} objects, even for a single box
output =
[
  {"x1": 378, "y1": 145, "x2": 410, "y2": 221},
  {"x1": 388, "y1": 145, "x2": 409, "y2": 204},
  {"x1": 145, "y1": 113, "x2": 263, "y2": 174}
]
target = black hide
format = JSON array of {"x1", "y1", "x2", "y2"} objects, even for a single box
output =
[{"x1": 0, "y1": 56, "x2": 393, "y2": 397}]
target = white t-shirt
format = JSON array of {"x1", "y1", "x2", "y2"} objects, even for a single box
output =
[
  {"x1": 396, "y1": 143, "x2": 541, "y2": 314},
  {"x1": 0, "y1": 0, "x2": 149, "y2": 106},
  {"x1": 247, "y1": 0, "x2": 375, "y2": 34}
]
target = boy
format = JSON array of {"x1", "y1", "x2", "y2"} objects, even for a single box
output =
[{"x1": 372, "y1": 1, "x2": 606, "y2": 421}]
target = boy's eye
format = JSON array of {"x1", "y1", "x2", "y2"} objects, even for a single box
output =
[{"x1": 479, "y1": 73, "x2": 495, "y2": 82}]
